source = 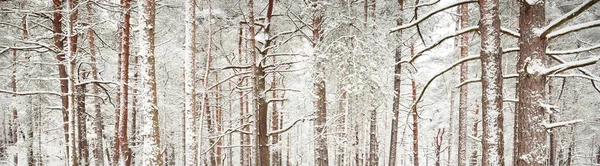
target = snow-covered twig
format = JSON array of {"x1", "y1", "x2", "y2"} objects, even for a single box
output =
[
  {"x1": 75, "y1": 80, "x2": 119, "y2": 86},
  {"x1": 548, "y1": 20, "x2": 600, "y2": 39},
  {"x1": 390, "y1": 0, "x2": 478, "y2": 33},
  {"x1": 410, "y1": 26, "x2": 478, "y2": 63},
  {"x1": 501, "y1": 27, "x2": 520, "y2": 38},
  {"x1": 467, "y1": 134, "x2": 481, "y2": 142},
  {"x1": 539, "y1": 0, "x2": 600, "y2": 37},
  {"x1": 503, "y1": 98, "x2": 518, "y2": 103},
  {"x1": 542, "y1": 119, "x2": 583, "y2": 129}
]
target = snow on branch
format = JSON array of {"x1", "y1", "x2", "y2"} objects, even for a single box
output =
[
  {"x1": 548, "y1": 20, "x2": 600, "y2": 39},
  {"x1": 268, "y1": 117, "x2": 312, "y2": 136},
  {"x1": 539, "y1": 0, "x2": 600, "y2": 37},
  {"x1": 406, "y1": 26, "x2": 519, "y2": 63},
  {"x1": 542, "y1": 56, "x2": 600, "y2": 75},
  {"x1": 547, "y1": 43, "x2": 600, "y2": 55},
  {"x1": 389, "y1": 0, "x2": 478, "y2": 33},
  {"x1": 549, "y1": 74, "x2": 600, "y2": 82},
  {"x1": 75, "y1": 80, "x2": 118, "y2": 86},
  {"x1": 542, "y1": 119, "x2": 583, "y2": 129},
  {"x1": 0, "y1": 89, "x2": 62, "y2": 96},
  {"x1": 407, "y1": 0, "x2": 441, "y2": 9},
  {"x1": 412, "y1": 55, "x2": 480, "y2": 109},
  {"x1": 409, "y1": 26, "x2": 478, "y2": 63},
  {"x1": 549, "y1": 54, "x2": 600, "y2": 93},
  {"x1": 501, "y1": 27, "x2": 521, "y2": 38}
]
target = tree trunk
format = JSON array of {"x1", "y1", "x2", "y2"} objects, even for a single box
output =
[
  {"x1": 52, "y1": 0, "x2": 71, "y2": 159},
  {"x1": 517, "y1": 0, "x2": 547, "y2": 165},
  {"x1": 411, "y1": 44, "x2": 419, "y2": 166},
  {"x1": 66, "y1": 0, "x2": 80, "y2": 165},
  {"x1": 137, "y1": 0, "x2": 162, "y2": 163},
  {"x1": 312, "y1": 1, "x2": 329, "y2": 165},
  {"x1": 118, "y1": 0, "x2": 133, "y2": 164},
  {"x1": 470, "y1": 105, "x2": 479, "y2": 165},
  {"x1": 87, "y1": 2, "x2": 105, "y2": 165},
  {"x1": 271, "y1": 57, "x2": 281, "y2": 166},
  {"x1": 457, "y1": 4, "x2": 469, "y2": 166},
  {"x1": 368, "y1": 107, "x2": 378, "y2": 166},
  {"x1": 388, "y1": 4, "x2": 403, "y2": 163},
  {"x1": 77, "y1": 78, "x2": 89, "y2": 166},
  {"x1": 183, "y1": 0, "x2": 198, "y2": 164},
  {"x1": 479, "y1": 0, "x2": 505, "y2": 165}
]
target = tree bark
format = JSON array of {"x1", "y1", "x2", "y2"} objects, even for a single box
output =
[
  {"x1": 517, "y1": 0, "x2": 547, "y2": 165},
  {"x1": 457, "y1": 4, "x2": 469, "y2": 166},
  {"x1": 117, "y1": 0, "x2": 133, "y2": 164},
  {"x1": 52, "y1": 0, "x2": 71, "y2": 159},
  {"x1": 411, "y1": 44, "x2": 419, "y2": 166},
  {"x1": 183, "y1": 0, "x2": 198, "y2": 165},
  {"x1": 388, "y1": 1, "x2": 403, "y2": 163},
  {"x1": 66, "y1": 0, "x2": 80, "y2": 165},
  {"x1": 479, "y1": 0, "x2": 505, "y2": 165},
  {"x1": 86, "y1": 2, "x2": 105, "y2": 165},
  {"x1": 137, "y1": 0, "x2": 162, "y2": 163},
  {"x1": 312, "y1": 1, "x2": 329, "y2": 165}
]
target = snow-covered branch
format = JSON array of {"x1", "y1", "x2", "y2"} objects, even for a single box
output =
[
  {"x1": 543, "y1": 56, "x2": 600, "y2": 75},
  {"x1": 549, "y1": 74, "x2": 600, "y2": 82},
  {"x1": 501, "y1": 27, "x2": 521, "y2": 38},
  {"x1": 268, "y1": 117, "x2": 311, "y2": 136},
  {"x1": 409, "y1": 26, "x2": 478, "y2": 63},
  {"x1": 542, "y1": 119, "x2": 583, "y2": 129},
  {"x1": 0, "y1": 89, "x2": 62, "y2": 96},
  {"x1": 547, "y1": 20, "x2": 600, "y2": 39},
  {"x1": 549, "y1": 54, "x2": 600, "y2": 93},
  {"x1": 547, "y1": 43, "x2": 600, "y2": 55},
  {"x1": 390, "y1": 0, "x2": 478, "y2": 33},
  {"x1": 75, "y1": 80, "x2": 119, "y2": 86},
  {"x1": 412, "y1": 55, "x2": 480, "y2": 108},
  {"x1": 539, "y1": 0, "x2": 600, "y2": 37}
]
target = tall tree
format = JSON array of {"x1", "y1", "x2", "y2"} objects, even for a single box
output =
[
  {"x1": 411, "y1": 44, "x2": 419, "y2": 166},
  {"x1": 137, "y1": 0, "x2": 161, "y2": 163},
  {"x1": 457, "y1": 4, "x2": 469, "y2": 166},
  {"x1": 516, "y1": 1, "x2": 547, "y2": 165},
  {"x1": 65, "y1": 0, "x2": 80, "y2": 165},
  {"x1": 117, "y1": 0, "x2": 133, "y2": 164},
  {"x1": 52, "y1": 0, "x2": 72, "y2": 159},
  {"x1": 479, "y1": 0, "x2": 505, "y2": 165},
  {"x1": 312, "y1": 0, "x2": 329, "y2": 165},
  {"x1": 388, "y1": 0, "x2": 404, "y2": 165},
  {"x1": 86, "y1": 1, "x2": 105, "y2": 165},
  {"x1": 183, "y1": 0, "x2": 198, "y2": 165}
]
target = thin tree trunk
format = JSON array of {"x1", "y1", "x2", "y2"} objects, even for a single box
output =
[
  {"x1": 411, "y1": 44, "x2": 419, "y2": 166},
  {"x1": 216, "y1": 72, "x2": 223, "y2": 166},
  {"x1": 271, "y1": 57, "x2": 281, "y2": 166},
  {"x1": 77, "y1": 78, "x2": 89, "y2": 166},
  {"x1": 137, "y1": 0, "x2": 162, "y2": 163},
  {"x1": 457, "y1": 4, "x2": 469, "y2": 166},
  {"x1": 470, "y1": 105, "x2": 479, "y2": 165},
  {"x1": 517, "y1": 1, "x2": 547, "y2": 165},
  {"x1": 87, "y1": 2, "x2": 105, "y2": 165},
  {"x1": 183, "y1": 0, "x2": 198, "y2": 164},
  {"x1": 52, "y1": 0, "x2": 71, "y2": 159},
  {"x1": 237, "y1": 23, "x2": 248, "y2": 166},
  {"x1": 388, "y1": 1, "x2": 403, "y2": 162},
  {"x1": 66, "y1": 0, "x2": 80, "y2": 164},
  {"x1": 368, "y1": 107, "x2": 378, "y2": 166},
  {"x1": 336, "y1": 88, "x2": 346, "y2": 166}
]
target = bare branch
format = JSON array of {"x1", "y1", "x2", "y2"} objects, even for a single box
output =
[
  {"x1": 390, "y1": 0, "x2": 478, "y2": 33},
  {"x1": 549, "y1": 54, "x2": 600, "y2": 93},
  {"x1": 409, "y1": 26, "x2": 478, "y2": 63},
  {"x1": 540, "y1": 0, "x2": 600, "y2": 37}
]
